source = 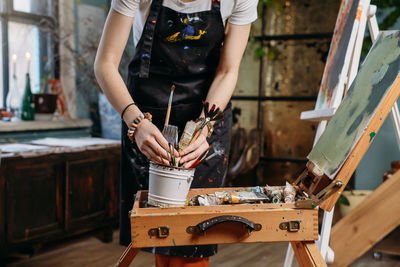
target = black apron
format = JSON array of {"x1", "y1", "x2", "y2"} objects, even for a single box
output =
[{"x1": 120, "y1": 0, "x2": 232, "y2": 257}]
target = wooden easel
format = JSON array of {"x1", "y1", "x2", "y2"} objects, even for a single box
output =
[
  {"x1": 284, "y1": 1, "x2": 400, "y2": 266},
  {"x1": 330, "y1": 170, "x2": 400, "y2": 266}
]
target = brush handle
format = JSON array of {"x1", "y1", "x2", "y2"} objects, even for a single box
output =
[
  {"x1": 189, "y1": 130, "x2": 201, "y2": 146},
  {"x1": 165, "y1": 107, "x2": 172, "y2": 126},
  {"x1": 164, "y1": 85, "x2": 175, "y2": 125}
]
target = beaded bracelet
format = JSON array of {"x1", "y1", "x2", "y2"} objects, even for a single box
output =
[{"x1": 127, "y1": 112, "x2": 152, "y2": 141}]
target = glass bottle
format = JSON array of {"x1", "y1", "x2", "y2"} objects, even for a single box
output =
[
  {"x1": 21, "y1": 73, "x2": 35, "y2": 120},
  {"x1": 6, "y1": 74, "x2": 21, "y2": 121}
]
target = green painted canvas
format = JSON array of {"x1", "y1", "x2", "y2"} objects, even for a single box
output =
[{"x1": 308, "y1": 31, "x2": 400, "y2": 178}]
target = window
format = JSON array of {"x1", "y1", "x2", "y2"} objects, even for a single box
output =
[{"x1": 0, "y1": 0, "x2": 57, "y2": 109}]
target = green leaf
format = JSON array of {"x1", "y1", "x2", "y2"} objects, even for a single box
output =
[
  {"x1": 338, "y1": 194, "x2": 350, "y2": 206},
  {"x1": 254, "y1": 47, "x2": 265, "y2": 59}
]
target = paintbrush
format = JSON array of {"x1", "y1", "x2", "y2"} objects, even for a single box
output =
[
  {"x1": 204, "y1": 144, "x2": 225, "y2": 162},
  {"x1": 162, "y1": 85, "x2": 179, "y2": 157},
  {"x1": 188, "y1": 102, "x2": 224, "y2": 145},
  {"x1": 189, "y1": 144, "x2": 213, "y2": 168}
]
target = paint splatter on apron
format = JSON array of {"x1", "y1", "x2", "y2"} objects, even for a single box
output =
[{"x1": 120, "y1": 0, "x2": 232, "y2": 258}]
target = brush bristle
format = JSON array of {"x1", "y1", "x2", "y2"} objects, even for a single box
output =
[{"x1": 162, "y1": 125, "x2": 179, "y2": 145}]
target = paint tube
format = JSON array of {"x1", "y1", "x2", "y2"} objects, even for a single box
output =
[
  {"x1": 283, "y1": 182, "x2": 296, "y2": 203},
  {"x1": 222, "y1": 191, "x2": 269, "y2": 204},
  {"x1": 265, "y1": 185, "x2": 283, "y2": 203},
  {"x1": 187, "y1": 192, "x2": 225, "y2": 206}
]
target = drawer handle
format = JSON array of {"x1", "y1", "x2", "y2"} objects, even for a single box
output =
[{"x1": 186, "y1": 215, "x2": 262, "y2": 235}]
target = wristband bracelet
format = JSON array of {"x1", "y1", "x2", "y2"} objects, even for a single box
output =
[
  {"x1": 121, "y1": 102, "x2": 136, "y2": 120},
  {"x1": 127, "y1": 112, "x2": 152, "y2": 141}
]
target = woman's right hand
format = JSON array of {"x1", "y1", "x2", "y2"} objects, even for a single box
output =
[{"x1": 134, "y1": 119, "x2": 177, "y2": 165}]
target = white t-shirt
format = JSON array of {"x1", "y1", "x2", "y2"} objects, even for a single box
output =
[{"x1": 111, "y1": 0, "x2": 258, "y2": 47}]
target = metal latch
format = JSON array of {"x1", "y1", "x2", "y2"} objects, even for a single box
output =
[
  {"x1": 279, "y1": 221, "x2": 300, "y2": 232},
  {"x1": 148, "y1": 226, "x2": 169, "y2": 238}
]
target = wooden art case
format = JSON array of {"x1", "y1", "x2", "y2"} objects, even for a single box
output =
[{"x1": 130, "y1": 188, "x2": 318, "y2": 248}]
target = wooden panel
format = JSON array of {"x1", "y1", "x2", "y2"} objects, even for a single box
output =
[
  {"x1": 6, "y1": 161, "x2": 63, "y2": 243},
  {"x1": 131, "y1": 206, "x2": 318, "y2": 248},
  {"x1": 67, "y1": 158, "x2": 106, "y2": 226},
  {"x1": 330, "y1": 170, "x2": 400, "y2": 267},
  {"x1": 309, "y1": 31, "x2": 400, "y2": 178},
  {"x1": 262, "y1": 39, "x2": 330, "y2": 97},
  {"x1": 263, "y1": 0, "x2": 339, "y2": 35},
  {"x1": 262, "y1": 101, "x2": 317, "y2": 158},
  {"x1": 0, "y1": 145, "x2": 120, "y2": 255},
  {"x1": 231, "y1": 100, "x2": 258, "y2": 129}
]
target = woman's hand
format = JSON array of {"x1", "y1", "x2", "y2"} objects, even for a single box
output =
[
  {"x1": 179, "y1": 129, "x2": 210, "y2": 169},
  {"x1": 134, "y1": 119, "x2": 178, "y2": 165}
]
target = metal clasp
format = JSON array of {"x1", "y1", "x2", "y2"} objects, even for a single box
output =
[
  {"x1": 279, "y1": 221, "x2": 300, "y2": 232},
  {"x1": 148, "y1": 226, "x2": 169, "y2": 238}
]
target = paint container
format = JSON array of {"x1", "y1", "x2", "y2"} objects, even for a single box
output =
[{"x1": 148, "y1": 161, "x2": 195, "y2": 207}]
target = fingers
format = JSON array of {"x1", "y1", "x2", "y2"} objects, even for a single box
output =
[
  {"x1": 180, "y1": 134, "x2": 206, "y2": 156},
  {"x1": 179, "y1": 135, "x2": 209, "y2": 167},
  {"x1": 184, "y1": 158, "x2": 198, "y2": 169},
  {"x1": 154, "y1": 132, "x2": 179, "y2": 157}
]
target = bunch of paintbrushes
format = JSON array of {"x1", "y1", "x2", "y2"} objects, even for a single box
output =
[
  {"x1": 162, "y1": 85, "x2": 179, "y2": 166},
  {"x1": 179, "y1": 102, "x2": 224, "y2": 168},
  {"x1": 189, "y1": 102, "x2": 224, "y2": 146},
  {"x1": 161, "y1": 99, "x2": 224, "y2": 168}
]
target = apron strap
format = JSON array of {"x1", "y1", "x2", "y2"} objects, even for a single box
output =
[{"x1": 139, "y1": 0, "x2": 163, "y2": 78}]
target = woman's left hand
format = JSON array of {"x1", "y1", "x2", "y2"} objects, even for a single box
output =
[{"x1": 179, "y1": 130, "x2": 209, "y2": 169}]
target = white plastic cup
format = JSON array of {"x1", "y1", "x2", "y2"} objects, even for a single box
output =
[{"x1": 148, "y1": 161, "x2": 195, "y2": 207}]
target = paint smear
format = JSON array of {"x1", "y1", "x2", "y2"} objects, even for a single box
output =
[{"x1": 369, "y1": 132, "x2": 376, "y2": 142}]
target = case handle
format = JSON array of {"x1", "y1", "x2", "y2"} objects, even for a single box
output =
[{"x1": 186, "y1": 215, "x2": 262, "y2": 235}]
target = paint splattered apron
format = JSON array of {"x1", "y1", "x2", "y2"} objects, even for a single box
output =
[{"x1": 120, "y1": 0, "x2": 232, "y2": 257}]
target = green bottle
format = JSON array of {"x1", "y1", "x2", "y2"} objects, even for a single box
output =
[{"x1": 21, "y1": 73, "x2": 35, "y2": 120}]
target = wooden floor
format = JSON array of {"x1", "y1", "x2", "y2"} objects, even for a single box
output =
[{"x1": 6, "y1": 230, "x2": 400, "y2": 267}]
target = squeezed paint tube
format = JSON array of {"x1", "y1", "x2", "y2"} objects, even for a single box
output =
[
  {"x1": 188, "y1": 192, "x2": 225, "y2": 206},
  {"x1": 283, "y1": 182, "x2": 296, "y2": 203},
  {"x1": 265, "y1": 185, "x2": 283, "y2": 203},
  {"x1": 222, "y1": 191, "x2": 269, "y2": 204},
  {"x1": 188, "y1": 190, "x2": 269, "y2": 206}
]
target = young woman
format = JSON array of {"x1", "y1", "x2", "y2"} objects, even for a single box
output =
[{"x1": 95, "y1": 0, "x2": 258, "y2": 266}]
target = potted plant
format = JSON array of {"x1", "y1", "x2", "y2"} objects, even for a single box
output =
[{"x1": 338, "y1": 188, "x2": 372, "y2": 218}]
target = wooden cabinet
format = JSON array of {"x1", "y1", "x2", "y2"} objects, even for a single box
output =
[{"x1": 0, "y1": 145, "x2": 120, "y2": 257}]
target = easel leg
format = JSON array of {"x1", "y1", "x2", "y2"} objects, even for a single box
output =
[
  {"x1": 291, "y1": 241, "x2": 327, "y2": 267},
  {"x1": 116, "y1": 243, "x2": 140, "y2": 267}
]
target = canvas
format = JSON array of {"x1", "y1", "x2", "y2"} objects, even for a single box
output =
[
  {"x1": 308, "y1": 31, "x2": 400, "y2": 178},
  {"x1": 315, "y1": 0, "x2": 362, "y2": 110}
]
